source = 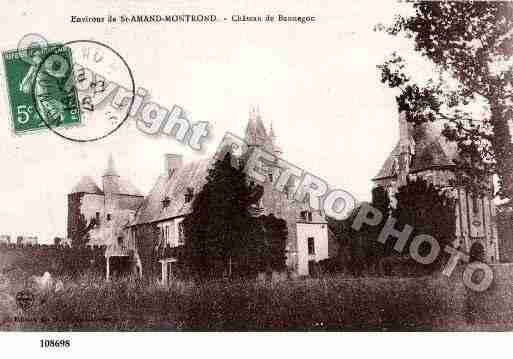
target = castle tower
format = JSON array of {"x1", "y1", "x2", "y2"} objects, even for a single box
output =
[
  {"x1": 245, "y1": 106, "x2": 270, "y2": 149},
  {"x1": 102, "y1": 154, "x2": 120, "y2": 214},
  {"x1": 243, "y1": 107, "x2": 280, "y2": 187},
  {"x1": 243, "y1": 107, "x2": 301, "y2": 271},
  {"x1": 374, "y1": 106, "x2": 500, "y2": 263}
]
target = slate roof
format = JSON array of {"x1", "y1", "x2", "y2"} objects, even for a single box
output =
[
  {"x1": 133, "y1": 158, "x2": 212, "y2": 225},
  {"x1": 374, "y1": 143, "x2": 401, "y2": 181},
  {"x1": 374, "y1": 122, "x2": 459, "y2": 180},
  {"x1": 71, "y1": 175, "x2": 143, "y2": 196},
  {"x1": 71, "y1": 176, "x2": 103, "y2": 194},
  {"x1": 71, "y1": 155, "x2": 144, "y2": 197}
]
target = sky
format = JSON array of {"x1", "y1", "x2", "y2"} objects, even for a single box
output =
[{"x1": 0, "y1": 0, "x2": 427, "y2": 243}]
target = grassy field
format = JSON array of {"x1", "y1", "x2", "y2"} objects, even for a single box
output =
[{"x1": 3, "y1": 269, "x2": 511, "y2": 331}]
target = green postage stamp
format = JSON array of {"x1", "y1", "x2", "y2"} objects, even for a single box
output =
[{"x1": 2, "y1": 44, "x2": 82, "y2": 134}]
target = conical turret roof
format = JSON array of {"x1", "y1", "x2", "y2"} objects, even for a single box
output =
[
  {"x1": 245, "y1": 106, "x2": 268, "y2": 146},
  {"x1": 71, "y1": 176, "x2": 103, "y2": 194},
  {"x1": 103, "y1": 154, "x2": 119, "y2": 177}
]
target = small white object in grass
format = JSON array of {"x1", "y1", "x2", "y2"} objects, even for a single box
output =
[{"x1": 30, "y1": 271, "x2": 54, "y2": 292}]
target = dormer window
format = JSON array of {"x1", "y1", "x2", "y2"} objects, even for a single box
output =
[
  {"x1": 162, "y1": 196, "x2": 171, "y2": 209},
  {"x1": 185, "y1": 188, "x2": 194, "y2": 203},
  {"x1": 300, "y1": 210, "x2": 312, "y2": 222}
]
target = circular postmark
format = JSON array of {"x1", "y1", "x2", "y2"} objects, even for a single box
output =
[
  {"x1": 31, "y1": 40, "x2": 135, "y2": 142},
  {"x1": 15, "y1": 289, "x2": 35, "y2": 311}
]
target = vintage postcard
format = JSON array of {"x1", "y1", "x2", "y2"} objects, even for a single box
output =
[{"x1": 0, "y1": 0, "x2": 512, "y2": 357}]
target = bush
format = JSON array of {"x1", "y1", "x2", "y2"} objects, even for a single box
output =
[{"x1": 317, "y1": 258, "x2": 342, "y2": 274}]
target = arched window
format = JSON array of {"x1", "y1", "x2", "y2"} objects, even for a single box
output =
[
  {"x1": 469, "y1": 242, "x2": 485, "y2": 262},
  {"x1": 472, "y1": 194, "x2": 479, "y2": 214}
]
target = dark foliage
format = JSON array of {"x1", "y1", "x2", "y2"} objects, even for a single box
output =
[
  {"x1": 183, "y1": 152, "x2": 286, "y2": 278},
  {"x1": 328, "y1": 185, "x2": 391, "y2": 274},
  {"x1": 392, "y1": 177, "x2": 457, "y2": 269},
  {"x1": 258, "y1": 214, "x2": 288, "y2": 272},
  {"x1": 330, "y1": 180, "x2": 456, "y2": 274},
  {"x1": 134, "y1": 224, "x2": 162, "y2": 278},
  {"x1": 68, "y1": 193, "x2": 93, "y2": 247},
  {"x1": 0, "y1": 244, "x2": 106, "y2": 278}
]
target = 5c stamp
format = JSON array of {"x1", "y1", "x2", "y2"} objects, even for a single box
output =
[{"x1": 2, "y1": 43, "x2": 81, "y2": 134}]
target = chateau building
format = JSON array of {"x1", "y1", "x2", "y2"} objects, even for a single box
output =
[
  {"x1": 67, "y1": 110, "x2": 337, "y2": 280},
  {"x1": 130, "y1": 109, "x2": 335, "y2": 281},
  {"x1": 67, "y1": 155, "x2": 145, "y2": 278},
  {"x1": 373, "y1": 109, "x2": 500, "y2": 263}
]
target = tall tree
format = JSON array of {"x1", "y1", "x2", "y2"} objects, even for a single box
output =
[
  {"x1": 135, "y1": 223, "x2": 162, "y2": 278},
  {"x1": 372, "y1": 185, "x2": 391, "y2": 218},
  {"x1": 182, "y1": 151, "x2": 263, "y2": 278},
  {"x1": 236, "y1": 214, "x2": 288, "y2": 276},
  {"x1": 259, "y1": 214, "x2": 288, "y2": 272},
  {"x1": 378, "y1": 2, "x2": 513, "y2": 199},
  {"x1": 392, "y1": 177, "x2": 457, "y2": 268},
  {"x1": 71, "y1": 214, "x2": 93, "y2": 247},
  {"x1": 330, "y1": 185, "x2": 390, "y2": 274}
]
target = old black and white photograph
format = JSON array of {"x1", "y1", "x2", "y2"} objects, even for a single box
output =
[{"x1": 1, "y1": 0, "x2": 513, "y2": 357}]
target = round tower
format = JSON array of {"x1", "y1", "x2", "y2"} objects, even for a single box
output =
[{"x1": 103, "y1": 154, "x2": 120, "y2": 214}]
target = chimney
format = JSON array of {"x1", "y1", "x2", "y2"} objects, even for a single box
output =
[{"x1": 164, "y1": 154, "x2": 183, "y2": 178}]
